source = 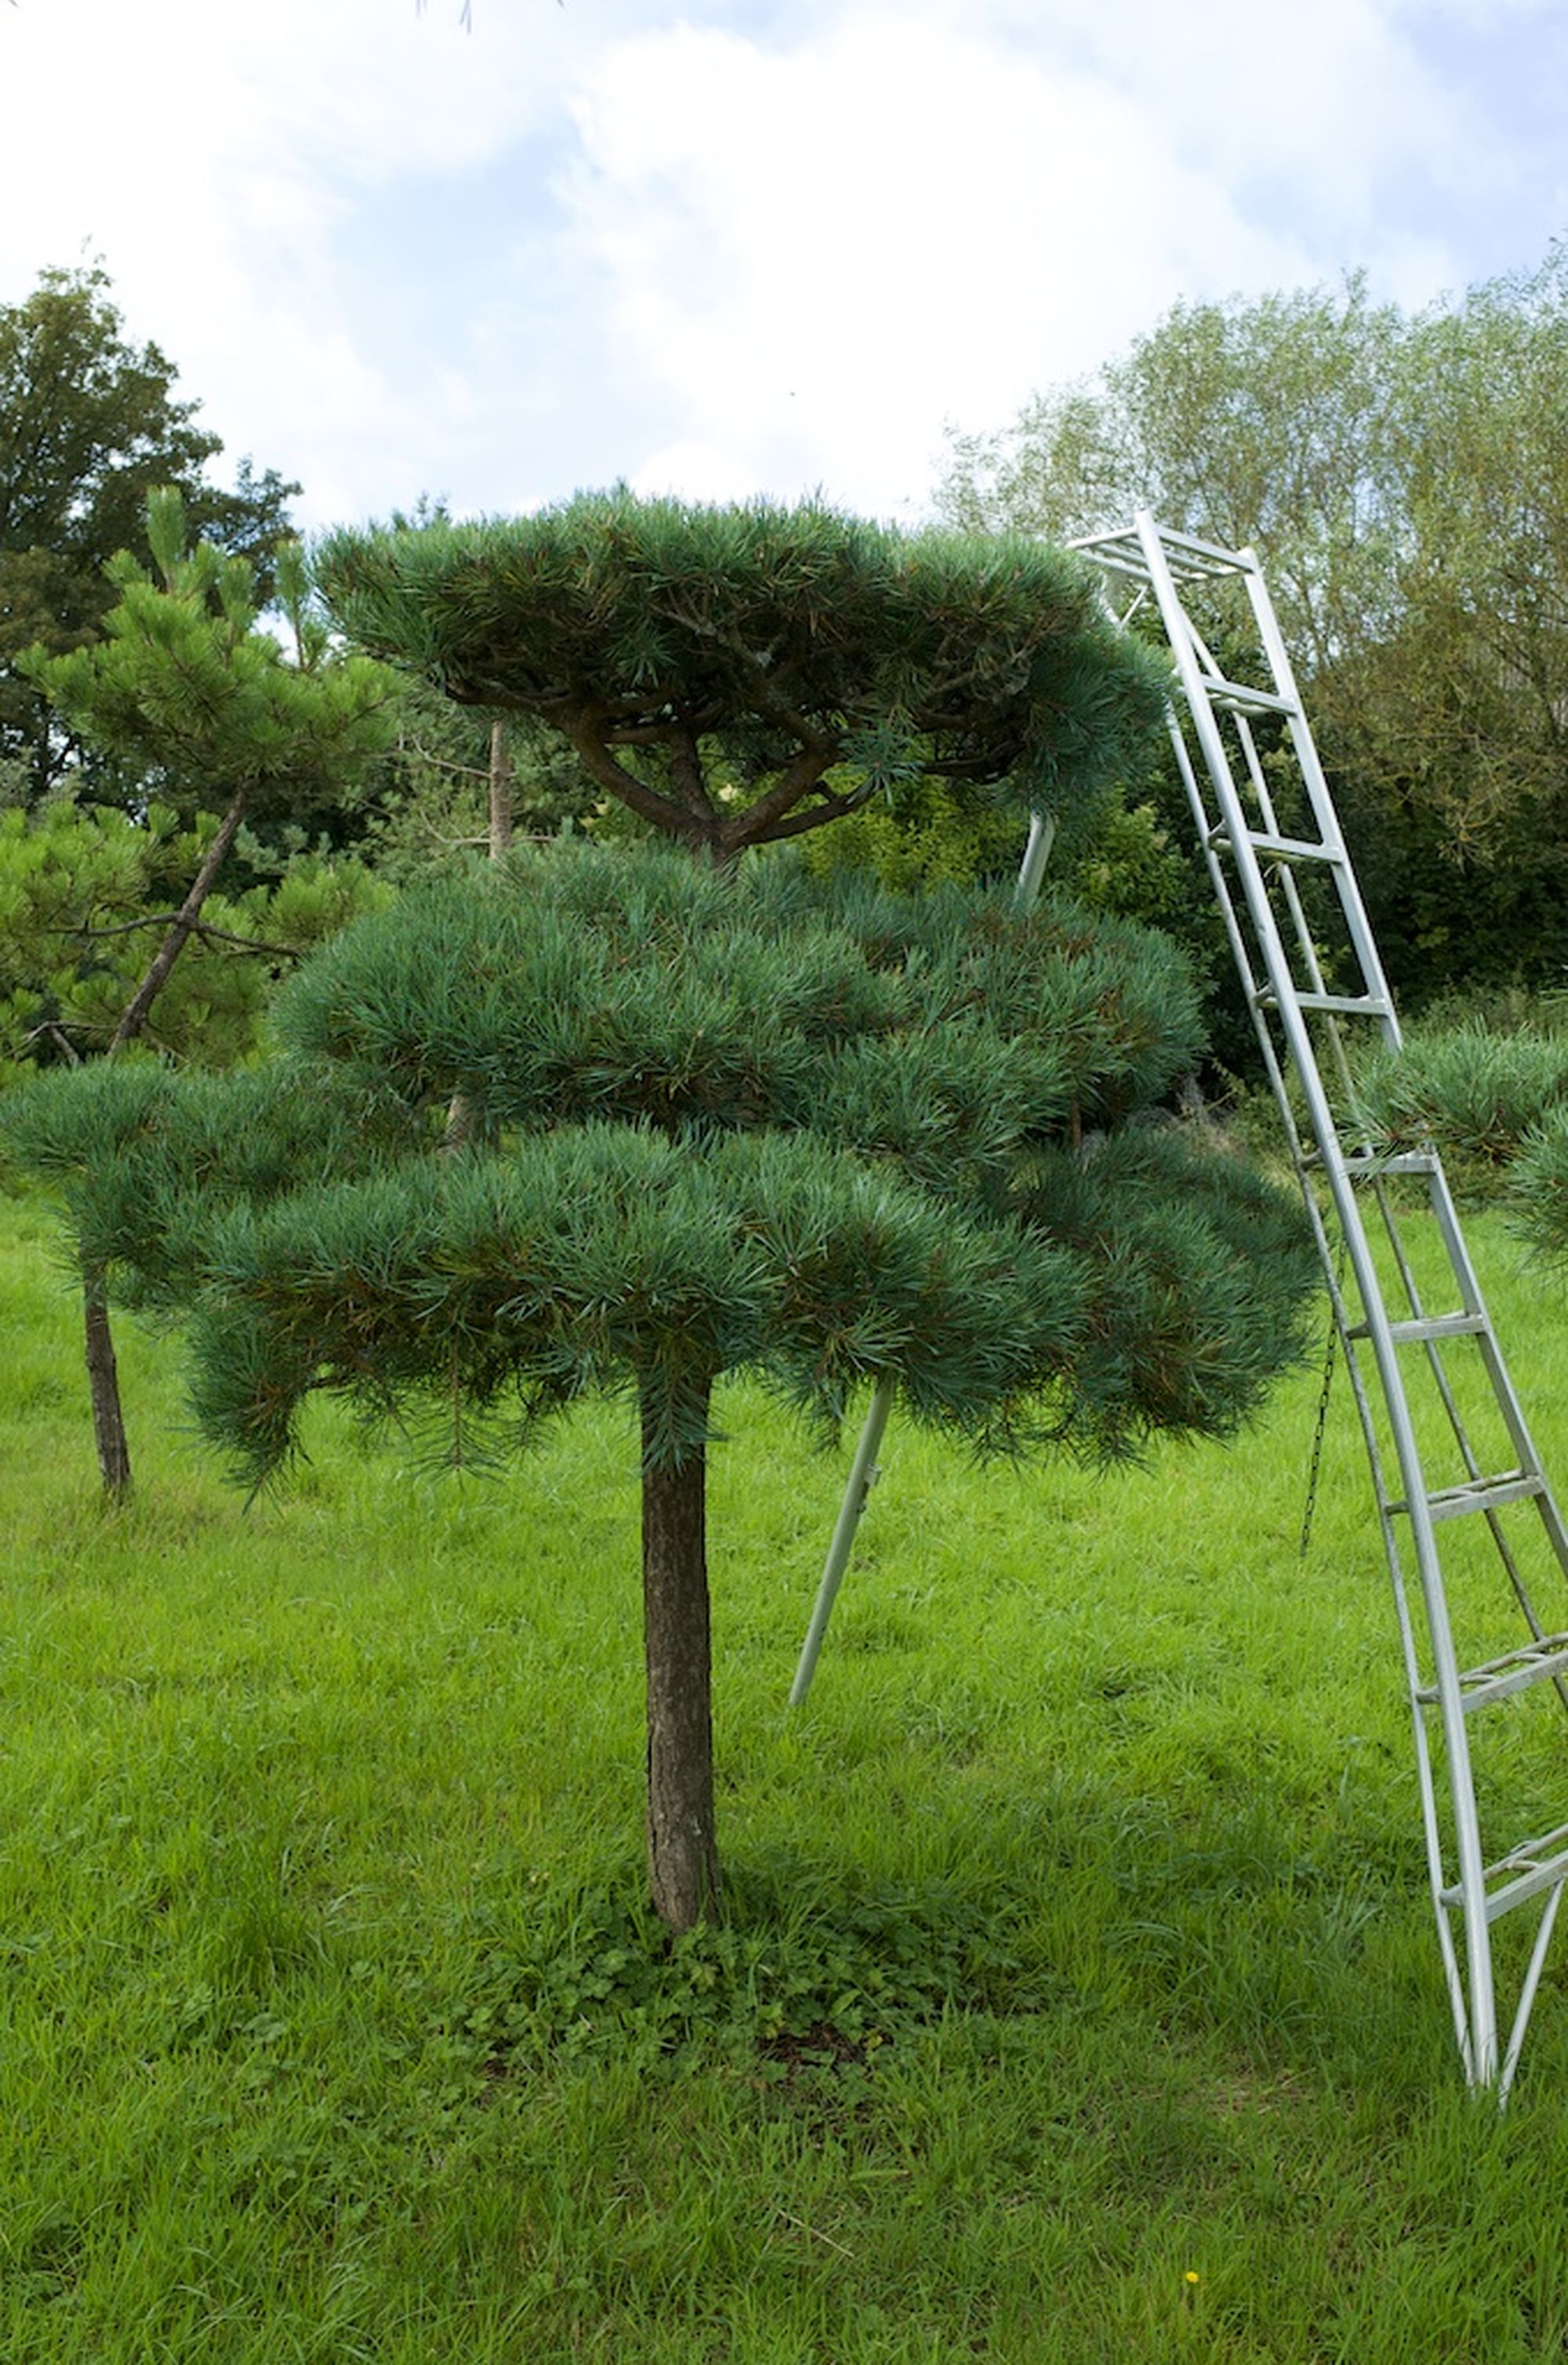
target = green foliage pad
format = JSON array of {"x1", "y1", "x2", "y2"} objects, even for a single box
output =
[{"x1": 315, "y1": 492, "x2": 1171, "y2": 862}]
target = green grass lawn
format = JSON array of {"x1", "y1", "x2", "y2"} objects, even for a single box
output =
[{"x1": 5, "y1": 1184, "x2": 1568, "y2": 2362}]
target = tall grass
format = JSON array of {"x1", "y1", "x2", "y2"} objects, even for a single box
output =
[{"x1": 5, "y1": 1185, "x2": 1568, "y2": 2361}]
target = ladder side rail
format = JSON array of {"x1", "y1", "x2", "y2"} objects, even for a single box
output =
[
  {"x1": 1157, "y1": 561, "x2": 1387, "y2": 1137},
  {"x1": 1160, "y1": 710, "x2": 1333, "y2": 1204},
  {"x1": 1136, "y1": 663, "x2": 1486, "y2": 1809},
  {"x1": 1338, "y1": 1304, "x2": 1476, "y2": 2072},
  {"x1": 1427, "y1": 1161, "x2": 1565, "y2": 1506},
  {"x1": 1238, "y1": 554, "x2": 1403, "y2": 1029},
  {"x1": 1375, "y1": 1172, "x2": 1537, "y2": 1546},
  {"x1": 1374, "y1": 1164, "x2": 1536, "y2": 1491},
  {"x1": 1389, "y1": 1157, "x2": 1568, "y2": 1604},
  {"x1": 1132, "y1": 513, "x2": 1501, "y2": 2080},
  {"x1": 1366, "y1": 1167, "x2": 1568, "y2": 1698},
  {"x1": 1221, "y1": 701, "x2": 1374, "y2": 1127},
  {"x1": 1391, "y1": 1484, "x2": 1482, "y2": 2073},
  {"x1": 1424, "y1": 1165, "x2": 1568, "y2": 1612},
  {"x1": 1218, "y1": 583, "x2": 1399, "y2": 1132},
  {"x1": 1226, "y1": 707, "x2": 1332, "y2": 983},
  {"x1": 1163, "y1": 709, "x2": 1432, "y2": 1697},
  {"x1": 1500, "y1": 1884, "x2": 1566, "y2": 2102}
]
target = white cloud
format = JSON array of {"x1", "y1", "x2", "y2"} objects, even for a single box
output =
[
  {"x1": 0, "y1": 0, "x2": 1561, "y2": 534},
  {"x1": 560, "y1": 13, "x2": 1338, "y2": 514}
]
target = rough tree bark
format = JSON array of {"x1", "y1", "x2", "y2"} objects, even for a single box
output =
[
  {"x1": 488, "y1": 717, "x2": 513, "y2": 860},
  {"x1": 82, "y1": 1267, "x2": 132, "y2": 1499},
  {"x1": 639, "y1": 1381, "x2": 720, "y2": 1931},
  {"x1": 82, "y1": 780, "x2": 251, "y2": 1495}
]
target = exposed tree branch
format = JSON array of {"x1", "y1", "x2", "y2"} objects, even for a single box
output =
[
  {"x1": 48, "y1": 913, "x2": 307, "y2": 960},
  {"x1": 717, "y1": 741, "x2": 839, "y2": 853},
  {"x1": 110, "y1": 785, "x2": 251, "y2": 1050},
  {"x1": 732, "y1": 774, "x2": 884, "y2": 848},
  {"x1": 555, "y1": 708, "x2": 702, "y2": 842}
]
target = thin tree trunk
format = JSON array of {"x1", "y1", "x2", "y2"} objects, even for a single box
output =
[
  {"x1": 110, "y1": 785, "x2": 250, "y2": 1052},
  {"x1": 640, "y1": 1384, "x2": 720, "y2": 1931},
  {"x1": 82, "y1": 782, "x2": 249, "y2": 1495},
  {"x1": 488, "y1": 716, "x2": 514, "y2": 859},
  {"x1": 444, "y1": 735, "x2": 511, "y2": 1150},
  {"x1": 82, "y1": 1266, "x2": 132, "y2": 1500}
]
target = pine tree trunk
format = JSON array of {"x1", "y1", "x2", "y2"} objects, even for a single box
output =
[
  {"x1": 82, "y1": 780, "x2": 250, "y2": 1495},
  {"x1": 82, "y1": 1266, "x2": 132, "y2": 1500},
  {"x1": 640, "y1": 1386, "x2": 720, "y2": 1931},
  {"x1": 488, "y1": 717, "x2": 514, "y2": 860},
  {"x1": 110, "y1": 784, "x2": 250, "y2": 1051}
]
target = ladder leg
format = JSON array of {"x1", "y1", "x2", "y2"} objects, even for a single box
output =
[{"x1": 789, "y1": 1377, "x2": 893, "y2": 1707}]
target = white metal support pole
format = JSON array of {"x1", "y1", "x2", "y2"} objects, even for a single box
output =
[
  {"x1": 787, "y1": 810, "x2": 1058, "y2": 1706},
  {"x1": 788, "y1": 1375, "x2": 895, "y2": 1707}
]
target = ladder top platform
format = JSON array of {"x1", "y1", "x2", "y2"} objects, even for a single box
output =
[{"x1": 1069, "y1": 519, "x2": 1258, "y2": 587}]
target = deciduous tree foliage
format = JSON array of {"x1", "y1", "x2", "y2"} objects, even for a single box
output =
[
  {"x1": 0, "y1": 264, "x2": 297, "y2": 803},
  {"x1": 9, "y1": 845, "x2": 1319, "y2": 1929},
  {"x1": 940, "y1": 249, "x2": 1568, "y2": 1009}
]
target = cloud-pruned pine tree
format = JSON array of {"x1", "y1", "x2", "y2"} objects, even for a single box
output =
[{"x1": 8, "y1": 843, "x2": 1319, "y2": 1929}]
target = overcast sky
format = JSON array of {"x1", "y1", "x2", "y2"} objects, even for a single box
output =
[{"x1": 2, "y1": 0, "x2": 1564, "y2": 533}]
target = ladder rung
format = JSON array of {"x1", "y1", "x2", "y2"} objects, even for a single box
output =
[
  {"x1": 1417, "y1": 1634, "x2": 1568, "y2": 1714},
  {"x1": 1394, "y1": 1471, "x2": 1546, "y2": 1524},
  {"x1": 1210, "y1": 824, "x2": 1343, "y2": 866},
  {"x1": 1345, "y1": 1311, "x2": 1489, "y2": 1347},
  {"x1": 1196, "y1": 674, "x2": 1297, "y2": 718},
  {"x1": 1070, "y1": 523, "x2": 1250, "y2": 583},
  {"x1": 1335, "y1": 1150, "x2": 1442, "y2": 1179},
  {"x1": 1440, "y1": 1823, "x2": 1568, "y2": 1924},
  {"x1": 1254, "y1": 989, "x2": 1392, "y2": 1019}
]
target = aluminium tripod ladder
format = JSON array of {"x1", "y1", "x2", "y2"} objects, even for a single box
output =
[{"x1": 1071, "y1": 512, "x2": 1568, "y2": 2096}]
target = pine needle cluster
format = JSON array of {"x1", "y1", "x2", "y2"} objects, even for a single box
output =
[{"x1": 5, "y1": 841, "x2": 1317, "y2": 1487}]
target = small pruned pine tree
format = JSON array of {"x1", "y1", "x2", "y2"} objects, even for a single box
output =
[
  {"x1": 1355, "y1": 1019, "x2": 1568, "y2": 1259},
  {"x1": 1510, "y1": 1116, "x2": 1568, "y2": 1261},
  {"x1": 24, "y1": 491, "x2": 397, "y2": 1055},
  {"x1": 15, "y1": 844, "x2": 1320, "y2": 1931},
  {"x1": 15, "y1": 489, "x2": 399, "y2": 1495},
  {"x1": 314, "y1": 491, "x2": 1171, "y2": 865}
]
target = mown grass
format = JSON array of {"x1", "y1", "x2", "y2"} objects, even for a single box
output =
[{"x1": 6, "y1": 1184, "x2": 1568, "y2": 2360}]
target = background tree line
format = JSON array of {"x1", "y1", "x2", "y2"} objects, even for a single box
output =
[
  {"x1": 0, "y1": 266, "x2": 598, "y2": 1083},
  {"x1": 9, "y1": 245, "x2": 1568, "y2": 1087},
  {"x1": 937, "y1": 244, "x2": 1568, "y2": 1046}
]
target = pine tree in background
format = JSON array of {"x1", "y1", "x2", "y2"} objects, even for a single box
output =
[
  {"x1": 13, "y1": 490, "x2": 398, "y2": 1496},
  {"x1": 0, "y1": 797, "x2": 385, "y2": 1082}
]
